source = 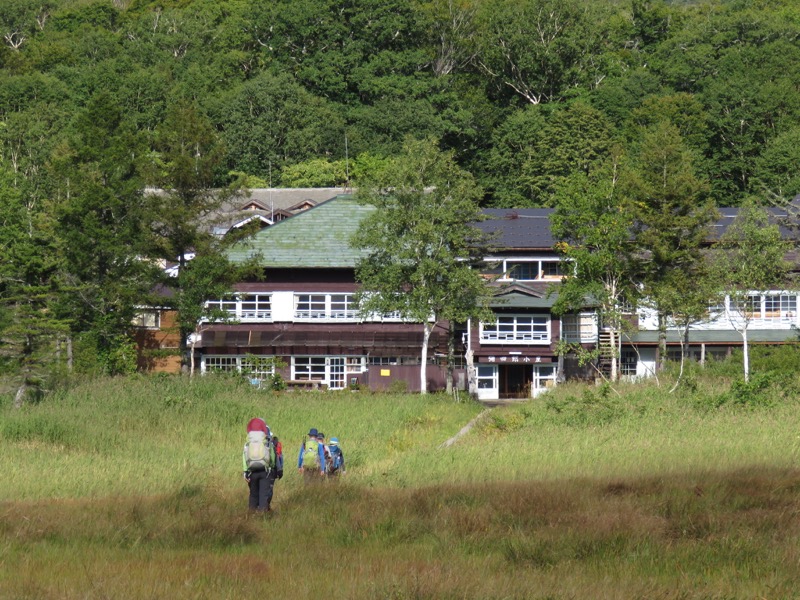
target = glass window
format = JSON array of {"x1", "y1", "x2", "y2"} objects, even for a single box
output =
[
  {"x1": 206, "y1": 298, "x2": 237, "y2": 316},
  {"x1": 346, "y1": 357, "x2": 365, "y2": 373},
  {"x1": 477, "y1": 365, "x2": 496, "y2": 389},
  {"x1": 204, "y1": 356, "x2": 239, "y2": 373},
  {"x1": 708, "y1": 297, "x2": 725, "y2": 316},
  {"x1": 540, "y1": 261, "x2": 563, "y2": 278},
  {"x1": 330, "y1": 294, "x2": 356, "y2": 319},
  {"x1": 730, "y1": 295, "x2": 760, "y2": 316},
  {"x1": 295, "y1": 294, "x2": 327, "y2": 318},
  {"x1": 295, "y1": 294, "x2": 356, "y2": 319},
  {"x1": 481, "y1": 315, "x2": 549, "y2": 343},
  {"x1": 293, "y1": 356, "x2": 327, "y2": 380},
  {"x1": 621, "y1": 350, "x2": 637, "y2": 376},
  {"x1": 240, "y1": 294, "x2": 271, "y2": 319},
  {"x1": 532, "y1": 365, "x2": 557, "y2": 395},
  {"x1": 507, "y1": 262, "x2": 538, "y2": 281},
  {"x1": 368, "y1": 357, "x2": 399, "y2": 365},
  {"x1": 132, "y1": 310, "x2": 160, "y2": 329},
  {"x1": 561, "y1": 313, "x2": 595, "y2": 343},
  {"x1": 240, "y1": 356, "x2": 276, "y2": 378},
  {"x1": 764, "y1": 294, "x2": 797, "y2": 320}
]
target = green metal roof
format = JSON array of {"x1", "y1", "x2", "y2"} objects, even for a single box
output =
[
  {"x1": 627, "y1": 329, "x2": 800, "y2": 345},
  {"x1": 225, "y1": 195, "x2": 374, "y2": 267}
]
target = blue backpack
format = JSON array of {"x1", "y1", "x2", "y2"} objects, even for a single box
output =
[{"x1": 329, "y1": 445, "x2": 343, "y2": 472}]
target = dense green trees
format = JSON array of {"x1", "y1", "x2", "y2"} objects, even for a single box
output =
[
  {"x1": 2, "y1": 0, "x2": 798, "y2": 204},
  {"x1": 3, "y1": 0, "x2": 800, "y2": 386}
]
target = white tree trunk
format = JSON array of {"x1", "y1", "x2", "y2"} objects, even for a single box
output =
[
  {"x1": 190, "y1": 338, "x2": 197, "y2": 376},
  {"x1": 14, "y1": 383, "x2": 27, "y2": 409},
  {"x1": 742, "y1": 328, "x2": 750, "y2": 383},
  {"x1": 420, "y1": 323, "x2": 432, "y2": 394},
  {"x1": 609, "y1": 327, "x2": 618, "y2": 381}
]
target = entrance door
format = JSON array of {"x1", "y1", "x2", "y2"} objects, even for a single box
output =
[{"x1": 499, "y1": 365, "x2": 532, "y2": 399}]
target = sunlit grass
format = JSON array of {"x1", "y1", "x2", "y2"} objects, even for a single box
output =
[{"x1": 2, "y1": 360, "x2": 800, "y2": 598}]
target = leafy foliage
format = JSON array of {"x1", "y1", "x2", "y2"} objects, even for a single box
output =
[
  {"x1": 3, "y1": 0, "x2": 800, "y2": 385},
  {"x1": 353, "y1": 138, "x2": 494, "y2": 392}
]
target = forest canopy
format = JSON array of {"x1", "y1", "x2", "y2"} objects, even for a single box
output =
[
  {"x1": 2, "y1": 0, "x2": 799, "y2": 206},
  {"x1": 2, "y1": 0, "x2": 800, "y2": 385}
]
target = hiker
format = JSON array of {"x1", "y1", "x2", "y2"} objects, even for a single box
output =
[
  {"x1": 266, "y1": 426, "x2": 284, "y2": 510},
  {"x1": 327, "y1": 437, "x2": 346, "y2": 477},
  {"x1": 243, "y1": 417, "x2": 277, "y2": 512},
  {"x1": 298, "y1": 427, "x2": 326, "y2": 482},
  {"x1": 317, "y1": 431, "x2": 332, "y2": 473}
]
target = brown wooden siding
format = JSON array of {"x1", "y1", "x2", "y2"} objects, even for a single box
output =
[
  {"x1": 200, "y1": 322, "x2": 454, "y2": 357},
  {"x1": 134, "y1": 309, "x2": 182, "y2": 373}
]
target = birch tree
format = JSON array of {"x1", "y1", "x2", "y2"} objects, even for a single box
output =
[
  {"x1": 711, "y1": 199, "x2": 791, "y2": 382},
  {"x1": 352, "y1": 138, "x2": 494, "y2": 394}
]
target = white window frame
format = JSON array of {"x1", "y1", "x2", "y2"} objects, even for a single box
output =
[
  {"x1": 204, "y1": 294, "x2": 272, "y2": 322},
  {"x1": 532, "y1": 365, "x2": 557, "y2": 397},
  {"x1": 239, "y1": 294, "x2": 272, "y2": 320},
  {"x1": 294, "y1": 293, "x2": 358, "y2": 321},
  {"x1": 480, "y1": 315, "x2": 550, "y2": 344},
  {"x1": 476, "y1": 365, "x2": 498, "y2": 401},
  {"x1": 620, "y1": 349, "x2": 637, "y2": 377},
  {"x1": 561, "y1": 312, "x2": 596, "y2": 343},
  {"x1": 202, "y1": 355, "x2": 275, "y2": 379},
  {"x1": 484, "y1": 257, "x2": 567, "y2": 282},
  {"x1": 292, "y1": 356, "x2": 366, "y2": 389},
  {"x1": 762, "y1": 293, "x2": 797, "y2": 322}
]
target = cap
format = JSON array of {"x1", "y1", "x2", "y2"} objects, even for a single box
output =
[
  {"x1": 329, "y1": 437, "x2": 339, "y2": 446},
  {"x1": 308, "y1": 428, "x2": 318, "y2": 437},
  {"x1": 247, "y1": 418, "x2": 268, "y2": 434}
]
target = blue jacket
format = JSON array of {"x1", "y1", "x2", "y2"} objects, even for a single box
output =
[{"x1": 297, "y1": 437, "x2": 326, "y2": 473}]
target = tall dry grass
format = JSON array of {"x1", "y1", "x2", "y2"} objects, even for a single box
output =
[
  {"x1": 2, "y1": 356, "x2": 800, "y2": 598},
  {"x1": 2, "y1": 468, "x2": 799, "y2": 598}
]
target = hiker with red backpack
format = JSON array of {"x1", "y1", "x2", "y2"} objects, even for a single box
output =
[
  {"x1": 297, "y1": 427, "x2": 326, "y2": 482},
  {"x1": 243, "y1": 418, "x2": 277, "y2": 512}
]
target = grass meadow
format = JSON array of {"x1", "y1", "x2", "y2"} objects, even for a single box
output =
[{"x1": 2, "y1": 353, "x2": 800, "y2": 599}]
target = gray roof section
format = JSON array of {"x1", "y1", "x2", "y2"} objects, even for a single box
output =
[
  {"x1": 475, "y1": 203, "x2": 800, "y2": 251},
  {"x1": 225, "y1": 194, "x2": 373, "y2": 268},
  {"x1": 476, "y1": 209, "x2": 556, "y2": 250}
]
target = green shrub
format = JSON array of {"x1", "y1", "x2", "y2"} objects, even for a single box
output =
[
  {"x1": 724, "y1": 373, "x2": 777, "y2": 408},
  {"x1": 388, "y1": 379, "x2": 408, "y2": 394},
  {"x1": 544, "y1": 385, "x2": 625, "y2": 427}
]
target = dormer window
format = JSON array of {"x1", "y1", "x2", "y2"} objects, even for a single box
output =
[{"x1": 483, "y1": 258, "x2": 567, "y2": 281}]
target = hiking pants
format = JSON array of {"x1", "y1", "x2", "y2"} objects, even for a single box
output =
[
  {"x1": 248, "y1": 470, "x2": 274, "y2": 511},
  {"x1": 266, "y1": 469, "x2": 278, "y2": 507},
  {"x1": 303, "y1": 467, "x2": 323, "y2": 484}
]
